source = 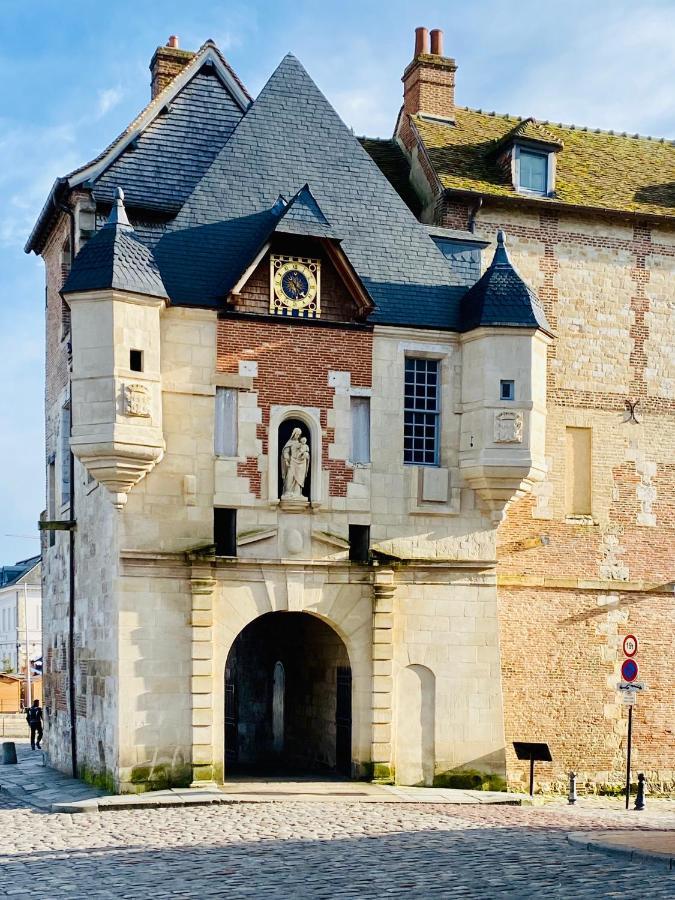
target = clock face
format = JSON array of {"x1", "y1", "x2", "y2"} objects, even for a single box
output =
[
  {"x1": 271, "y1": 256, "x2": 320, "y2": 316},
  {"x1": 281, "y1": 268, "x2": 310, "y2": 301}
]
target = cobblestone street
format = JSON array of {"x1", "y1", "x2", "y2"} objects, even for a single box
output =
[{"x1": 0, "y1": 793, "x2": 673, "y2": 898}]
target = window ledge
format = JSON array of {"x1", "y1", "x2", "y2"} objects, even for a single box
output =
[{"x1": 565, "y1": 515, "x2": 597, "y2": 526}]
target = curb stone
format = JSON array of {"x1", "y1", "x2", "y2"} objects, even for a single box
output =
[{"x1": 568, "y1": 831, "x2": 675, "y2": 870}]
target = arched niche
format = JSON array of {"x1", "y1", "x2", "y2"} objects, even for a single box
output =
[
  {"x1": 395, "y1": 664, "x2": 436, "y2": 786},
  {"x1": 268, "y1": 405, "x2": 323, "y2": 506},
  {"x1": 278, "y1": 417, "x2": 312, "y2": 501}
]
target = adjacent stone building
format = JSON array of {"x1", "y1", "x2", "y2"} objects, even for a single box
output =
[{"x1": 27, "y1": 30, "x2": 673, "y2": 793}]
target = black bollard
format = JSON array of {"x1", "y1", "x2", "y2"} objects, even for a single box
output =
[
  {"x1": 2, "y1": 742, "x2": 17, "y2": 765},
  {"x1": 568, "y1": 771, "x2": 577, "y2": 805},
  {"x1": 634, "y1": 772, "x2": 646, "y2": 811}
]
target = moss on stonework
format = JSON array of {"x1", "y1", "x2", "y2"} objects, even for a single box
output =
[
  {"x1": 79, "y1": 765, "x2": 115, "y2": 793},
  {"x1": 433, "y1": 769, "x2": 507, "y2": 792},
  {"x1": 371, "y1": 763, "x2": 394, "y2": 783},
  {"x1": 191, "y1": 765, "x2": 215, "y2": 783},
  {"x1": 129, "y1": 762, "x2": 193, "y2": 792}
]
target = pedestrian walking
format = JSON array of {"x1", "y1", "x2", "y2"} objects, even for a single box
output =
[{"x1": 26, "y1": 699, "x2": 43, "y2": 750}]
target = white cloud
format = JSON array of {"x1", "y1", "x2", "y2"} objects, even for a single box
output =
[
  {"x1": 95, "y1": 86, "x2": 124, "y2": 120},
  {"x1": 0, "y1": 121, "x2": 80, "y2": 248}
]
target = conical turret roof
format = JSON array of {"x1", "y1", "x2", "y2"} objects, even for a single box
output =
[
  {"x1": 459, "y1": 230, "x2": 551, "y2": 334},
  {"x1": 62, "y1": 189, "x2": 168, "y2": 299}
]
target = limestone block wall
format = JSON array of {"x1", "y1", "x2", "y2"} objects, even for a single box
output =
[
  {"x1": 392, "y1": 567, "x2": 505, "y2": 786},
  {"x1": 369, "y1": 327, "x2": 494, "y2": 558},
  {"x1": 41, "y1": 218, "x2": 75, "y2": 773},
  {"x1": 121, "y1": 306, "x2": 217, "y2": 551},
  {"x1": 117, "y1": 555, "x2": 192, "y2": 792},
  {"x1": 70, "y1": 460, "x2": 118, "y2": 787}
]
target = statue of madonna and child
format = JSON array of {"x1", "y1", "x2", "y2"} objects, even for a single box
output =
[{"x1": 280, "y1": 427, "x2": 310, "y2": 500}]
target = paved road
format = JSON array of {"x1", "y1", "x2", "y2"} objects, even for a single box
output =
[{"x1": 0, "y1": 793, "x2": 673, "y2": 898}]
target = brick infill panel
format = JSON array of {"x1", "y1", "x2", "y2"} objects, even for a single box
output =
[{"x1": 217, "y1": 318, "x2": 372, "y2": 498}]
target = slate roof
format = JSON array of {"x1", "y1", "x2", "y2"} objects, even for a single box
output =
[
  {"x1": 93, "y1": 69, "x2": 245, "y2": 213},
  {"x1": 413, "y1": 108, "x2": 675, "y2": 217},
  {"x1": 274, "y1": 185, "x2": 342, "y2": 240},
  {"x1": 62, "y1": 190, "x2": 167, "y2": 298},
  {"x1": 25, "y1": 42, "x2": 250, "y2": 254},
  {"x1": 154, "y1": 54, "x2": 462, "y2": 328},
  {"x1": 358, "y1": 138, "x2": 423, "y2": 217},
  {"x1": 460, "y1": 230, "x2": 551, "y2": 334}
]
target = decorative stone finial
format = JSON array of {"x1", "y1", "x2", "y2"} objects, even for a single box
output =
[
  {"x1": 497, "y1": 229, "x2": 506, "y2": 246},
  {"x1": 107, "y1": 187, "x2": 132, "y2": 228}
]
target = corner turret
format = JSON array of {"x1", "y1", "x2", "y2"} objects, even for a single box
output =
[
  {"x1": 61, "y1": 189, "x2": 166, "y2": 507},
  {"x1": 458, "y1": 231, "x2": 552, "y2": 521}
]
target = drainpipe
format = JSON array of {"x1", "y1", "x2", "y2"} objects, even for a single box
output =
[
  {"x1": 467, "y1": 196, "x2": 483, "y2": 233},
  {"x1": 53, "y1": 195, "x2": 78, "y2": 778}
]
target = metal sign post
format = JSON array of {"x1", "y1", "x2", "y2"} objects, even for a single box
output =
[
  {"x1": 625, "y1": 703, "x2": 633, "y2": 810},
  {"x1": 617, "y1": 633, "x2": 644, "y2": 811}
]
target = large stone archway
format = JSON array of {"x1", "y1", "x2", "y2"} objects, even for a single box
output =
[
  {"x1": 224, "y1": 611, "x2": 352, "y2": 775},
  {"x1": 204, "y1": 565, "x2": 374, "y2": 784}
]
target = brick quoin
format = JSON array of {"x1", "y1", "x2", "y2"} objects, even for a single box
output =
[{"x1": 217, "y1": 318, "x2": 372, "y2": 497}]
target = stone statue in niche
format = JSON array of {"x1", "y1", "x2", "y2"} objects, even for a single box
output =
[
  {"x1": 494, "y1": 410, "x2": 523, "y2": 443},
  {"x1": 281, "y1": 427, "x2": 310, "y2": 498},
  {"x1": 124, "y1": 383, "x2": 151, "y2": 418}
]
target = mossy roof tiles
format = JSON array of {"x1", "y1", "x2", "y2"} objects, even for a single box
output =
[{"x1": 414, "y1": 108, "x2": 675, "y2": 217}]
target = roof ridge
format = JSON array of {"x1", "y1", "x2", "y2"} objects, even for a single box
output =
[
  {"x1": 453, "y1": 107, "x2": 675, "y2": 146},
  {"x1": 66, "y1": 42, "x2": 251, "y2": 185}
]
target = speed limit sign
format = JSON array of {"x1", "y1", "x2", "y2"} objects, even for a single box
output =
[{"x1": 623, "y1": 635, "x2": 638, "y2": 657}]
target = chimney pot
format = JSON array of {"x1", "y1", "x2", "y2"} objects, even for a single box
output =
[
  {"x1": 149, "y1": 39, "x2": 195, "y2": 100},
  {"x1": 401, "y1": 28, "x2": 457, "y2": 121},
  {"x1": 414, "y1": 27, "x2": 430, "y2": 57}
]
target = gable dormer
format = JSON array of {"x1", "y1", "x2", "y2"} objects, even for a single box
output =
[
  {"x1": 492, "y1": 118, "x2": 564, "y2": 198},
  {"x1": 227, "y1": 186, "x2": 374, "y2": 325}
]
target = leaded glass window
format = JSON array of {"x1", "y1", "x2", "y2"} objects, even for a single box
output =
[{"x1": 404, "y1": 358, "x2": 440, "y2": 466}]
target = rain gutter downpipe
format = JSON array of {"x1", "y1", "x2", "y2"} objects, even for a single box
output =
[{"x1": 53, "y1": 193, "x2": 78, "y2": 779}]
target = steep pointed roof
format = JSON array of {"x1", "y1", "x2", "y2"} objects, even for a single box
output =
[
  {"x1": 62, "y1": 189, "x2": 167, "y2": 299},
  {"x1": 26, "y1": 41, "x2": 251, "y2": 254},
  {"x1": 460, "y1": 231, "x2": 551, "y2": 334},
  {"x1": 155, "y1": 54, "x2": 461, "y2": 327},
  {"x1": 274, "y1": 185, "x2": 341, "y2": 239}
]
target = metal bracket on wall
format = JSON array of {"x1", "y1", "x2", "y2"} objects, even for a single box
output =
[
  {"x1": 624, "y1": 399, "x2": 641, "y2": 424},
  {"x1": 38, "y1": 520, "x2": 76, "y2": 531}
]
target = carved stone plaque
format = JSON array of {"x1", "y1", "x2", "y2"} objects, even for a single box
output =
[
  {"x1": 124, "y1": 383, "x2": 151, "y2": 418},
  {"x1": 494, "y1": 410, "x2": 523, "y2": 443}
]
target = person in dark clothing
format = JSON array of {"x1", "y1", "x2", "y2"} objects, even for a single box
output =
[{"x1": 26, "y1": 699, "x2": 43, "y2": 750}]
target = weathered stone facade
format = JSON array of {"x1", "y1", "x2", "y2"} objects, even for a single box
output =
[{"x1": 31, "y1": 31, "x2": 674, "y2": 795}]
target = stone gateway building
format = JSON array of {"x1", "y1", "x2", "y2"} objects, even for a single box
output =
[{"x1": 28, "y1": 30, "x2": 674, "y2": 793}]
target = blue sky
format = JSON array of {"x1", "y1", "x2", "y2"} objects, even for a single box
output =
[{"x1": 1, "y1": 0, "x2": 674, "y2": 563}]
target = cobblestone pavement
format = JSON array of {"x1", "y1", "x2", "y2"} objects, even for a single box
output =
[{"x1": 0, "y1": 793, "x2": 673, "y2": 898}]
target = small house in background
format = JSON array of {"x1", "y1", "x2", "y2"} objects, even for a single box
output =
[{"x1": 0, "y1": 556, "x2": 42, "y2": 681}]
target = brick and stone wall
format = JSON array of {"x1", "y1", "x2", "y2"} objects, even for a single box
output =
[
  {"x1": 216, "y1": 317, "x2": 373, "y2": 499},
  {"x1": 454, "y1": 200, "x2": 675, "y2": 789}
]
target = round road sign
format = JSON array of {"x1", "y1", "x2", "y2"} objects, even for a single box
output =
[
  {"x1": 623, "y1": 634, "x2": 638, "y2": 657},
  {"x1": 621, "y1": 658, "x2": 639, "y2": 683}
]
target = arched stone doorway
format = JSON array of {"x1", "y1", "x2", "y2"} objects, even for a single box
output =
[{"x1": 224, "y1": 612, "x2": 352, "y2": 776}]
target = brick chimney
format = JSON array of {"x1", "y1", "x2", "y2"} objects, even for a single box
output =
[
  {"x1": 150, "y1": 36, "x2": 195, "y2": 100},
  {"x1": 402, "y1": 27, "x2": 457, "y2": 121}
]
